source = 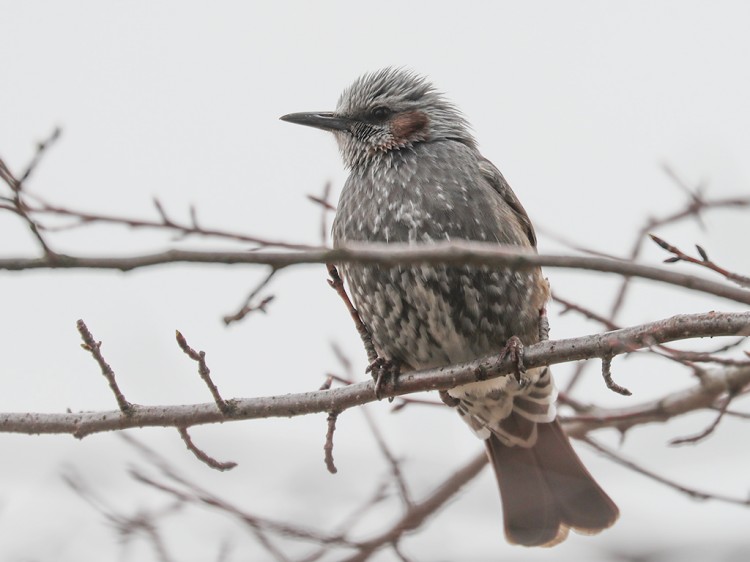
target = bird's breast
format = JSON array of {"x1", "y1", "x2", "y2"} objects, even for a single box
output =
[{"x1": 330, "y1": 143, "x2": 545, "y2": 369}]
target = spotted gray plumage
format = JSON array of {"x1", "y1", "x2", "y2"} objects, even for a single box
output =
[
  {"x1": 281, "y1": 67, "x2": 618, "y2": 547},
  {"x1": 333, "y1": 137, "x2": 554, "y2": 447}
]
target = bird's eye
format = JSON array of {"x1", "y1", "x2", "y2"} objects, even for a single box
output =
[{"x1": 370, "y1": 106, "x2": 392, "y2": 120}]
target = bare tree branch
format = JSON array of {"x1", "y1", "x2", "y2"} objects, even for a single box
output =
[
  {"x1": 77, "y1": 319, "x2": 133, "y2": 413},
  {"x1": 26, "y1": 196, "x2": 315, "y2": 250},
  {"x1": 222, "y1": 268, "x2": 277, "y2": 325},
  {"x1": 3, "y1": 134, "x2": 750, "y2": 557},
  {"x1": 324, "y1": 411, "x2": 340, "y2": 474},
  {"x1": 563, "y1": 364, "x2": 750, "y2": 438},
  {"x1": 64, "y1": 467, "x2": 180, "y2": 562},
  {"x1": 607, "y1": 165, "x2": 750, "y2": 318},
  {"x1": 177, "y1": 427, "x2": 237, "y2": 471},
  {"x1": 2, "y1": 243, "x2": 750, "y2": 306},
  {"x1": 175, "y1": 330, "x2": 233, "y2": 415},
  {"x1": 583, "y1": 436, "x2": 750, "y2": 507},
  {"x1": 121, "y1": 434, "x2": 360, "y2": 552},
  {"x1": 1, "y1": 311, "x2": 747, "y2": 437},
  {"x1": 600, "y1": 354, "x2": 632, "y2": 396},
  {"x1": 343, "y1": 451, "x2": 489, "y2": 562},
  {"x1": 650, "y1": 234, "x2": 750, "y2": 288}
]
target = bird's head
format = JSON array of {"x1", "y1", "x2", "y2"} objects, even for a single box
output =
[{"x1": 281, "y1": 68, "x2": 476, "y2": 169}]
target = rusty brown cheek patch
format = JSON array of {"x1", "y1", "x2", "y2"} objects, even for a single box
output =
[{"x1": 390, "y1": 111, "x2": 429, "y2": 142}]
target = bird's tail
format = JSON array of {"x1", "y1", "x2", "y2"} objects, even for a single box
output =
[{"x1": 485, "y1": 419, "x2": 619, "y2": 547}]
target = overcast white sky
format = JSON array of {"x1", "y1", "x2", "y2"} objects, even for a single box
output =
[{"x1": 2, "y1": 2, "x2": 750, "y2": 561}]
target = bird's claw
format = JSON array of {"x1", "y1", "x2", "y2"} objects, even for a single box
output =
[
  {"x1": 538, "y1": 306, "x2": 550, "y2": 342},
  {"x1": 366, "y1": 357, "x2": 400, "y2": 401},
  {"x1": 498, "y1": 336, "x2": 528, "y2": 386}
]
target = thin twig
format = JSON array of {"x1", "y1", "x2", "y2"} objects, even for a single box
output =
[
  {"x1": 18, "y1": 127, "x2": 62, "y2": 183},
  {"x1": 320, "y1": 375, "x2": 340, "y2": 474},
  {"x1": 64, "y1": 468, "x2": 180, "y2": 562},
  {"x1": 175, "y1": 330, "x2": 233, "y2": 415},
  {"x1": 607, "y1": 168, "x2": 750, "y2": 320},
  {"x1": 121, "y1": 434, "x2": 357, "y2": 549},
  {"x1": 554, "y1": 292, "x2": 619, "y2": 331},
  {"x1": 327, "y1": 264, "x2": 378, "y2": 363},
  {"x1": 76, "y1": 319, "x2": 132, "y2": 414},
  {"x1": 330, "y1": 349, "x2": 414, "y2": 506},
  {"x1": 134, "y1": 467, "x2": 293, "y2": 561},
  {"x1": 307, "y1": 181, "x2": 334, "y2": 244},
  {"x1": 583, "y1": 436, "x2": 750, "y2": 506},
  {"x1": 650, "y1": 234, "x2": 750, "y2": 288},
  {"x1": 0, "y1": 156, "x2": 56, "y2": 255},
  {"x1": 361, "y1": 406, "x2": 413, "y2": 507},
  {"x1": 324, "y1": 411, "x2": 339, "y2": 474},
  {"x1": 223, "y1": 268, "x2": 277, "y2": 325},
  {"x1": 601, "y1": 354, "x2": 632, "y2": 396},
  {"x1": 390, "y1": 396, "x2": 445, "y2": 412},
  {"x1": 0, "y1": 130, "x2": 64, "y2": 256},
  {"x1": 23, "y1": 194, "x2": 318, "y2": 250},
  {"x1": 343, "y1": 451, "x2": 488, "y2": 562},
  {"x1": 177, "y1": 426, "x2": 237, "y2": 471},
  {"x1": 669, "y1": 391, "x2": 736, "y2": 446}
]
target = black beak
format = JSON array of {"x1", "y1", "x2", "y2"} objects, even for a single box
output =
[{"x1": 280, "y1": 111, "x2": 353, "y2": 132}]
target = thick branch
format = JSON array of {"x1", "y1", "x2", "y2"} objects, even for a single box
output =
[
  {"x1": 2, "y1": 243, "x2": 750, "y2": 305},
  {"x1": 1, "y1": 311, "x2": 747, "y2": 437},
  {"x1": 564, "y1": 364, "x2": 750, "y2": 438}
]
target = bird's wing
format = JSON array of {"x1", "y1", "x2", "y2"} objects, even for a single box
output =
[{"x1": 477, "y1": 156, "x2": 537, "y2": 248}]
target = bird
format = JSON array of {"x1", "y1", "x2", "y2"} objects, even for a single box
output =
[{"x1": 280, "y1": 68, "x2": 618, "y2": 547}]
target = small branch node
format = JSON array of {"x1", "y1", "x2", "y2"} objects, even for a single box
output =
[{"x1": 319, "y1": 375, "x2": 334, "y2": 391}]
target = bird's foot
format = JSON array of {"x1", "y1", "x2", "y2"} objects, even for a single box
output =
[
  {"x1": 538, "y1": 306, "x2": 550, "y2": 342},
  {"x1": 498, "y1": 336, "x2": 529, "y2": 388},
  {"x1": 366, "y1": 357, "x2": 400, "y2": 401}
]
